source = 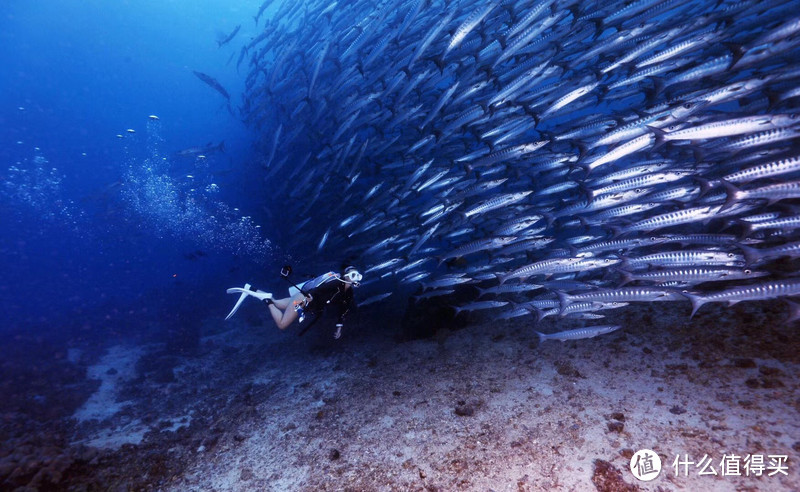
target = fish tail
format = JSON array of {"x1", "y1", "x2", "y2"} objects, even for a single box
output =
[
  {"x1": 737, "y1": 244, "x2": 762, "y2": 268},
  {"x1": 555, "y1": 290, "x2": 570, "y2": 316},
  {"x1": 615, "y1": 268, "x2": 634, "y2": 287},
  {"x1": 784, "y1": 299, "x2": 800, "y2": 324},
  {"x1": 495, "y1": 272, "x2": 508, "y2": 285},
  {"x1": 680, "y1": 291, "x2": 706, "y2": 318},
  {"x1": 693, "y1": 176, "x2": 715, "y2": 199},
  {"x1": 647, "y1": 125, "x2": 668, "y2": 152},
  {"x1": 719, "y1": 179, "x2": 741, "y2": 213}
]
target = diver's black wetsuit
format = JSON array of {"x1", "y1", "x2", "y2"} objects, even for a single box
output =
[{"x1": 306, "y1": 277, "x2": 355, "y2": 325}]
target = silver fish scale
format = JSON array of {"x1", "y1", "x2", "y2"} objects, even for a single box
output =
[
  {"x1": 625, "y1": 250, "x2": 744, "y2": 268},
  {"x1": 693, "y1": 279, "x2": 800, "y2": 304},
  {"x1": 562, "y1": 288, "x2": 684, "y2": 306},
  {"x1": 627, "y1": 205, "x2": 719, "y2": 232},
  {"x1": 622, "y1": 267, "x2": 765, "y2": 283},
  {"x1": 722, "y1": 155, "x2": 800, "y2": 183},
  {"x1": 537, "y1": 325, "x2": 621, "y2": 341}
]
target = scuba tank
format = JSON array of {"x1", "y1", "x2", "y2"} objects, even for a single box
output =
[{"x1": 288, "y1": 271, "x2": 339, "y2": 296}]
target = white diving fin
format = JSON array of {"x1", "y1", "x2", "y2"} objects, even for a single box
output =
[
  {"x1": 225, "y1": 283, "x2": 252, "y2": 320},
  {"x1": 225, "y1": 284, "x2": 274, "y2": 320}
]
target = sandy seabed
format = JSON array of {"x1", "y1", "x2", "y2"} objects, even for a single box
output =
[{"x1": 2, "y1": 299, "x2": 799, "y2": 491}]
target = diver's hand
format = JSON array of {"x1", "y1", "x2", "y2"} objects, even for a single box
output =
[{"x1": 334, "y1": 324, "x2": 343, "y2": 339}]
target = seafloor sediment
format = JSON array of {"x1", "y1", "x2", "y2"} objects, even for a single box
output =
[{"x1": 1, "y1": 299, "x2": 798, "y2": 491}]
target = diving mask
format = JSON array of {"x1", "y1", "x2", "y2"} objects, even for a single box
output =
[{"x1": 343, "y1": 268, "x2": 362, "y2": 286}]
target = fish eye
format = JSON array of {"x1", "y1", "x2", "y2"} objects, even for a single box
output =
[
  {"x1": 650, "y1": 236, "x2": 656, "y2": 241},
  {"x1": 744, "y1": 269, "x2": 751, "y2": 274},
  {"x1": 728, "y1": 252, "x2": 734, "y2": 257}
]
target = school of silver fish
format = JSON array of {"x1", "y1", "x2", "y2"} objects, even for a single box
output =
[{"x1": 234, "y1": 0, "x2": 800, "y2": 332}]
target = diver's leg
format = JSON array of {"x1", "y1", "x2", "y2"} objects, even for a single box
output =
[
  {"x1": 267, "y1": 293, "x2": 305, "y2": 329},
  {"x1": 272, "y1": 296, "x2": 293, "y2": 309},
  {"x1": 266, "y1": 304, "x2": 292, "y2": 329},
  {"x1": 273, "y1": 304, "x2": 299, "y2": 330}
]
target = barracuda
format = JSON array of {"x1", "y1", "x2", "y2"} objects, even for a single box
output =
[
  {"x1": 535, "y1": 325, "x2": 621, "y2": 343},
  {"x1": 235, "y1": 0, "x2": 800, "y2": 330},
  {"x1": 617, "y1": 267, "x2": 767, "y2": 286},
  {"x1": 683, "y1": 279, "x2": 800, "y2": 317}
]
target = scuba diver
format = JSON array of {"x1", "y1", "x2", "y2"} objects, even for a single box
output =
[{"x1": 225, "y1": 265, "x2": 361, "y2": 339}]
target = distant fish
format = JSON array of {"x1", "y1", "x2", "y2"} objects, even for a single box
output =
[
  {"x1": 175, "y1": 141, "x2": 225, "y2": 158},
  {"x1": 317, "y1": 227, "x2": 331, "y2": 252},
  {"x1": 192, "y1": 71, "x2": 230, "y2": 101},
  {"x1": 536, "y1": 325, "x2": 621, "y2": 343},
  {"x1": 359, "y1": 292, "x2": 393, "y2": 307},
  {"x1": 183, "y1": 250, "x2": 208, "y2": 261},
  {"x1": 217, "y1": 25, "x2": 241, "y2": 48},
  {"x1": 254, "y1": 0, "x2": 277, "y2": 25}
]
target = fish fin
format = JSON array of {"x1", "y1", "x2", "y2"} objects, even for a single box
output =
[
  {"x1": 567, "y1": 245, "x2": 578, "y2": 257},
  {"x1": 691, "y1": 145, "x2": 706, "y2": 163},
  {"x1": 647, "y1": 125, "x2": 668, "y2": 152},
  {"x1": 719, "y1": 179, "x2": 742, "y2": 212},
  {"x1": 530, "y1": 306, "x2": 545, "y2": 324},
  {"x1": 724, "y1": 42, "x2": 745, "y2": 70},
  {"x1": 784, "y1": 299, "x2": 800, "y2": 323},
  {"x1": 615, "y1": 268, "x2": 635, "y2": 287},
  {"x1": 764, "y1": 88, "x2": 782, "y2": 111},
  {"x1": 693, "y1": 176, "x2": 715, "y2": 198},
  {"x1": 538, "y1": 130, "x2": 554, "y2": 142},
  {"x1": 574, "y1": 142, "x2": 589, "y2": 161},
  {"x1": 555, "y1": 290, "x2": 570, "y2": 316},
  {"x1": 735, "y1": 219, "x2": 753, "y2": 241},
  {"x1": 588, "y1": 18, "x2": 604, "y2": 39},
  {"x1": 497, "y1": 32, "x2": 508, "y2": 50},
  {"x1": 534, "y1": 331, "x2": 547, "y2": 344},
  {"x1": 737, "y1": 244, "x2": 762, "y2": 268},
  {"x1": 578, "y1": 181, "x2": 593, "y2": 203},
  {"x1": 542, "y1": 212, "x2": 555, "y2": 228},
  {"x1": 681, "y1": 290, "x2": 706, "y2": 318},
  {"x1": 426, "y1": 55, "x2": 446, "y2": 74},
  {"x1": 607, "y1": 225, "x2": 624, "y2": 239}
]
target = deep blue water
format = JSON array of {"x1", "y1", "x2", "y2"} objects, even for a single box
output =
[
  {"x1": 2, "y1": 0, "x2": 800, "y2": 489},
  {"x1": 1, "y1": 1, "x2": 275, "y2": 340}
]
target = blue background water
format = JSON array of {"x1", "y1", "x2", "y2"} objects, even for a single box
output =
[{"x1": 0, "y1": 1, "x2": 276, "y2": 341}]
